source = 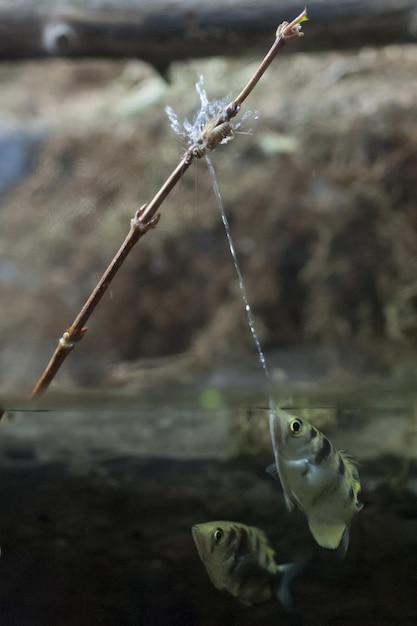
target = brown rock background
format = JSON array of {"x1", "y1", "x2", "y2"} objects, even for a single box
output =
[{"x1": 0, "y1": 48, "x2": 417, "y2": 391}]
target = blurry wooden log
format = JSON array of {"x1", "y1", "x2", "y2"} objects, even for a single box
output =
[{"x1": 0, "y1": 0, "x2": 416, "y2": 73}]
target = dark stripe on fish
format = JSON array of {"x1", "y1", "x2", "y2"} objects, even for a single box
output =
[
  {"x1": 348, "y1": 486, "x2": 355, "y2": 502},
  {"x1": 314, "y1": 436, "x2": 332, "y2": 465},
  {"x1": 225, "y1": 527, "x2": 237, "y2": 550},
  {"x1": 227, "y1": 528, "x2": 256, "y2": 579},
  {"x1": 234, "y1": 526, "x2": 252, "y2": 557},
  {"x1": 337, "y1": 454, "x2": 346, "y2": 476},
  {"x1": 309, "y1": 427, "x2": 318, "y2": 440}
]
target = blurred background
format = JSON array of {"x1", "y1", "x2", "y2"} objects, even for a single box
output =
[{"x1": 0, "y1": 2, "x2": 416, "y2": 393}]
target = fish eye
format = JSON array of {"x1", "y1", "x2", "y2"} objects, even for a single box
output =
[
  {"x1": 289, "y1": 418, "x2": 304, "y2": 436},
  {"x1": 214, "y1": 528, "x2": 223, "y2": 544}
]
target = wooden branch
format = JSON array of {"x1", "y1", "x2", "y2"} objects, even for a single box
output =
[
  {"x1": 29, "y1": 11, "x2": 307, "y2": 398},
  {"x1": 0, "y1": 1, "x2": 415, "y2": 72}
]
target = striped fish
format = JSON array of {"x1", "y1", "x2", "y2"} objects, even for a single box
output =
[
  {"x1": 268, "y1": 408, "x2": 363, "y2": 554},
  {"x1": 191, "y1": 521, "x2": 300, "y2": 607}
]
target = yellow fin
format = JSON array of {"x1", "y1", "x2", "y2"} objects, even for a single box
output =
[
  {"x1": 308, "y1": 517, "x2": 347, "y2": 550},
  {"x1": 339, "y1": 450, "x2": 360, "y2": 475}
]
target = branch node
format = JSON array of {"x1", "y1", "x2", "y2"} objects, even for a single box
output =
[
  {"x1": 61, "y1": 326, "x2": 88, "y2": 348},
  {"x1": 132, "y1": 204, "x2": 161, "y2": 231},
  {"x1": 59, "y1": 331, "x2": 75, "y2": 350},
  {"x1": 191, "y1": 119, "x2": 234, "y2": 159},
  {"x1": 74, "y1": 327, "x2": 88, "y2": 342}
]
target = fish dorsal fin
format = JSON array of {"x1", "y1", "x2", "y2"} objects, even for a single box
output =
[
  {"x1": 338, "y1": 449, "x2": 359, "y2": 464},
  {"x1": 307, "y1": 517, "x2": 348, "y2": 551}
]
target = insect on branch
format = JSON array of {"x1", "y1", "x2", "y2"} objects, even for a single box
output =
[{"x1": 30, "y1": 9, "x2": 307, "y2": 399}]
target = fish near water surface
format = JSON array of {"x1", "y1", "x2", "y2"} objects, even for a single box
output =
[
  {"x1": 191, "y1": 521, "x2": 301, "y2": 608},
  {"x1": 268, "y1": 408, "x2": 363, "y2": 554}
]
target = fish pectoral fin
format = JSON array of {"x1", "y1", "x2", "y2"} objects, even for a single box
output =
[
  {"x1": 266, "y1": 464, "x2": 296, "y2": 512},
  {"x1": 307, "y1": 517, "x2": 348, "y2": 551},
  {"x1": 232, "y1": 552, "x2": 258, "y2": 574},
  {"x1": 265, "y1": 463, "x2": 279, "y2": 480},
  {"x1": 238, "y1": 584, "x2": 271, "y2": 606}
]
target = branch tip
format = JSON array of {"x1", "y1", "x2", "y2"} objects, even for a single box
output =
[{"x1": 276, "y1": 8, "x2": 308, "y2": 40}]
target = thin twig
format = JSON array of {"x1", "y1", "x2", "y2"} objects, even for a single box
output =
[{"x1": 30, "y1": 9, "x2": 307, "y2": 399}]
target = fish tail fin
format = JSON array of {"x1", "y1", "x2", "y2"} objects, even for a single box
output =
[{"x1": 275, "y1": 562, "x2": 304, "y2": 612}]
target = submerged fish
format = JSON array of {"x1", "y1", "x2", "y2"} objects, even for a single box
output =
[
  {"x1": 268, "y1": 408, "x2": 363, "y2": 554},
  {"x1": 191, "y1": 520, "x2": 301, "y2": 607}
]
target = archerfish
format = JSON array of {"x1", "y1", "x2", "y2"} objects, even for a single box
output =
[
  {"x1": 267, "y1": 408, "x2": 363, "y2": 555},
  {"x1": 191, "y1": 521, "x2": 302, "y2": 608}
]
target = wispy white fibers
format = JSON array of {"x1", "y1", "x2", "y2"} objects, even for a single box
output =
[
  {"x1": 205, "y1": 155, "x2": 271, "y2": 384},
  {"x1": 166, "y1": 75, "x2": 257, "y2": 150},
  {"x1": 166, "y1": 76, "x2": 271, "y2": 385}
]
